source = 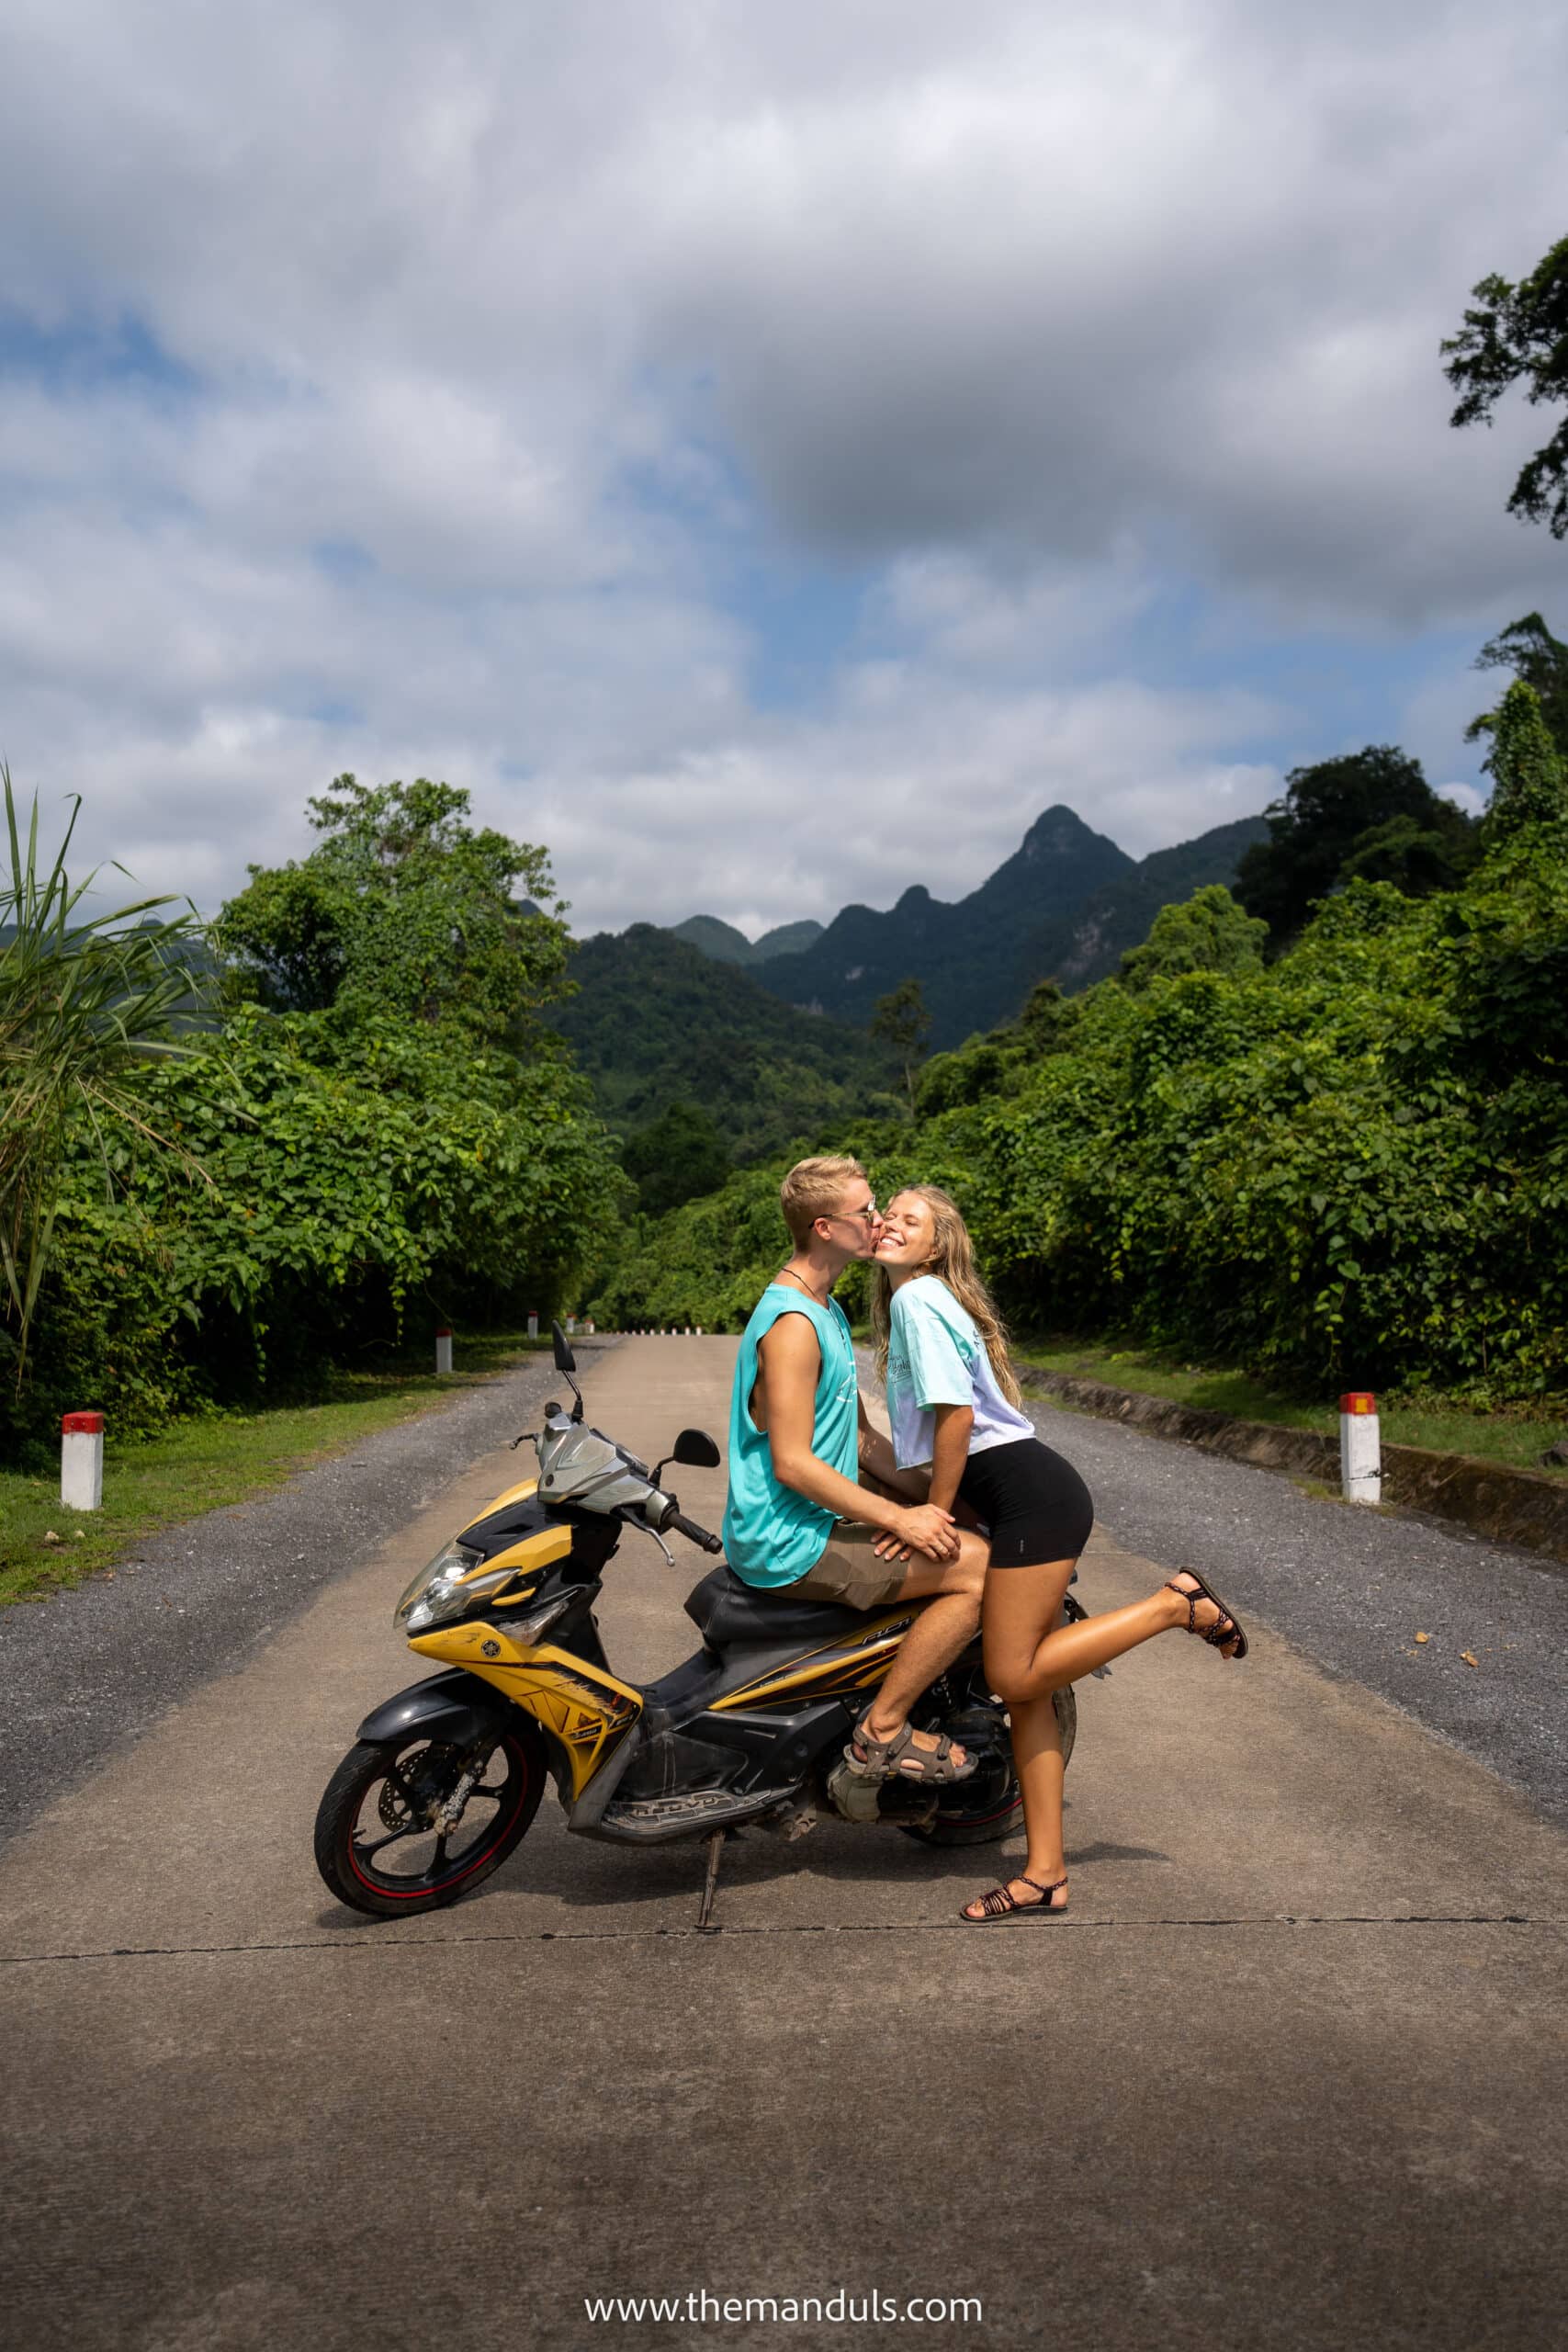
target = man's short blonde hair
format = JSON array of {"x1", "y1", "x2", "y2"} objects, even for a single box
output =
[{"x1": 780, "y1": 1155, "x2": 868, "y2": 1246}]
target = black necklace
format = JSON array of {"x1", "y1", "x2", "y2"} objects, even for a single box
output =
[{"x1": 777, "y1": 1265, "x2": 830, "y2": 1306}]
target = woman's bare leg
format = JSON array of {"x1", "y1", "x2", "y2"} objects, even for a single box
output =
[
  {"x1": 986, "y1": 1562, "x2": 1236, "y2": 1706},
  {"x1": 962, "y1": 1562, "x2": 1076, "y2": 1917},
  {"x1": 1010, "y1": 1691, "x2": 1069, "y2": 1902},
  {"x1": 963, "y1": 1561, "x2": 1237, "y2": 1917}
]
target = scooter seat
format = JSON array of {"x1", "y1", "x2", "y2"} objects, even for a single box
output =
[{"x1": 683, "y1": 1563, "x2": 877, "y2": 1652}]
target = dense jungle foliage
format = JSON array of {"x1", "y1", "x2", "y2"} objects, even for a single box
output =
[
  {"x1": 590, "y1": 684, "x2": 1568, "y2": 1406},
  {"x1": 549, "y1": 922, "x2": 901, "y2": 1160},
  {"x1": 2, "y1": 777, "x2": 620, "y2": 1459}
]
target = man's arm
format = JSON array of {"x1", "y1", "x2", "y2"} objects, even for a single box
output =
[
  {"x1": 761, "y1": 1316, "x2": 958, "y2": 1559},
  {"x1": 856, "y1": 1400, "x2": 930, "y2": 1503}
]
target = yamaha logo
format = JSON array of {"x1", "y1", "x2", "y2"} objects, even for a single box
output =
[{"x1": 480, "y1": 1639, "x2": 502, "y2": 1657}]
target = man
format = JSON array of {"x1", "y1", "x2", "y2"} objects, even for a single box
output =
[{"x1": 720, "y1": 1155, "x2": 987, "y2": 1781}]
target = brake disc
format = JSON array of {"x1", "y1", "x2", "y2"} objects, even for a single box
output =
[
  {"x1": 377, "y1": 1772, "x2": 417, "y2": 1833},
  {"x1": 378, "y1": 1743, "x2": 456, "y2": 1831}
]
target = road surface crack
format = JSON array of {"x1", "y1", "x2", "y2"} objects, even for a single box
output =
[{"x1": 0, "y1": 1912, "x2": 1556, "y2": 1965}]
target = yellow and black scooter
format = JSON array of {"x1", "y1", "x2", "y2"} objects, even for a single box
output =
[{"x1": 314, "y1": 1325, "x2": 1075, "y2": 1923}]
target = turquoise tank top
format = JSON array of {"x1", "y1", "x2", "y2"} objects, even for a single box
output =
[{"x1": 721, "y1": 1284, "x2": 859, "y2": 1588}]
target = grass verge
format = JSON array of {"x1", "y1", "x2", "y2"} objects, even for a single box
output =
[
  {"x1": 0, "y1": 1332, "x2": 557, "y2": 1610},
  {"x1": 1015, "y1": 1337, "x2": 1568, "y2": 1480}
]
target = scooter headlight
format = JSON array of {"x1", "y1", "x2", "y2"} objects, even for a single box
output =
[{"x1": 395, "y1": 1541, "x2": 516, "y2": 1633}]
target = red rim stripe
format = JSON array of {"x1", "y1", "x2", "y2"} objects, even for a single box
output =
[{"x1": 346, "y1": 1743, "x2": 531, "y2": 1901}]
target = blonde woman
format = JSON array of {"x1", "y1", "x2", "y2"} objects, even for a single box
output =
[{"x1": 872, "y1": 1186, "x2": 1249, "y2": 1923}]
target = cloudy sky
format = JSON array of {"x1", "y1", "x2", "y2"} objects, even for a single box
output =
[{"x1": 2, "y1": 0, "x2": 1565, "y2": 938}]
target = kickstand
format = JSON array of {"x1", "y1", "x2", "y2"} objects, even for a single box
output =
[{"x1": 695, "y1": 1827, "x2": 727, "y2": 1932}]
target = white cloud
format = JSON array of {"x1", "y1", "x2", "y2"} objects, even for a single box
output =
[
  {"x1": 531, "y1": 667, "x2": 1284, "y2": 934},
  {"x1": 0, "y1": 0, "x2": 1562, "y2": 938}
]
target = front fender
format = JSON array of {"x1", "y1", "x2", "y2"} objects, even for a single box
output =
[{"x1": 356, "y1": 1668, "x2": 512, "y2": 1749}]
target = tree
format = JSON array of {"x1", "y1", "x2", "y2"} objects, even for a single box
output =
[
  {"x1": 220, "y1": 776, "x2": 571, "y2": 1047},
  {"x1": 1467, "y1": 612, "x2": 1568, "y2": 760},
  {"x1": 1443, "y1": 236, "x2": 1568, "y2": 537},
  {"x1": 1337, "y1": 815, "x2": 1476, "y2": 898},
  {"x1": 1117, "y1": 886, "x2": 1268, "y2": 990},
  {"x1": 1482, "y1": 680, "x2": 1568, "y2": 843},
  {"x1": 1011, "y1": 978, "x2": 1081, "y2": 1057},
  {"x1": 620, "y1": 1102, "x2": 732, "y2": 1217},
  {"x1": 1235, "y1": 746, "x2": 1475, "y2": 944},
  {"x1": 870, "y1": 977, "x2": 931, "y2": 1111},
  {"x1": 0, "y1": 769, "x2": 208, "y2": 1381},
  {"x1": 915, "y1": 1040, "x2": 1008, "y2": 1117}
]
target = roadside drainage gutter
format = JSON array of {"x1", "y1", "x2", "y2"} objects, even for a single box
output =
[{"x1": 1019, "y1": 1368, "x2": 1568, "y2": 1575}]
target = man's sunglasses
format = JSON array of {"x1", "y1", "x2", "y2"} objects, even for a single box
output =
[{"x1": 825, "y1": 1201, "x2": 880, "y2": 1227}]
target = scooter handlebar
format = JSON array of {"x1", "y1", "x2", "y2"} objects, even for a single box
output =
[{"x1": 668, "y1": 1510, "x2": 724, "y2": 1555}]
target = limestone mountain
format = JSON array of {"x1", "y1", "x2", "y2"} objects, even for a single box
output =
[
  {"x1": 670, "y1": 914, "x2": 825, "y2": 966},
  {"x1": 674, "y1": 807, "x2": 1269, "y2": 1046},
  {"x1": 752, "y1": 807, "x2": 1133, "y2": 1046},
  {"x1": 1021, "y1": 816, "x2": 1270, "y2": 997}
]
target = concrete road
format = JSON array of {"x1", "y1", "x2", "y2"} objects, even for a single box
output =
[{"x1": 2, "y1": 1334, "x2": 1565, "y2": 2352}]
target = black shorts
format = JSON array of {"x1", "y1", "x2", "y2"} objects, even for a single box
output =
[{"x1": 959, "y1": 1438, "x2": 1094, "y2": 1569}]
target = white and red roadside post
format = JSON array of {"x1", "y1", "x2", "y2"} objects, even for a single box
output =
[
  {"x1": 61, "y1": 1411, "x2": 104, "y2": 1511},
  {"x1": 527, "y1": 1310, "x2": 539, "y2": 1340},
  {"x1": 434, "y1": 1327, "x2": 454, "y2": 1375},
  {"x1": 1339, "y1": 1391, "x2": 1381, "y2": 1505}
]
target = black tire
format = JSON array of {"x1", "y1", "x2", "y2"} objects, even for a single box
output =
[
  {"x1": 902, "y1": 1684, "x2": 1077, "y2": 1849},
  {"x1": 314, "y1": 1721, "x2": 545, "y2": 1919}
]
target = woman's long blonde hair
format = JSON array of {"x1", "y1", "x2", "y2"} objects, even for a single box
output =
[{"x1": 871, "y1": 1185, "x2": 1021, "y2": 1407}]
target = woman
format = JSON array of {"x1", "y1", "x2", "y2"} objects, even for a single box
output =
[{"x1": 871, "y1": 1186, "x2": 1248, "y2": 1923}]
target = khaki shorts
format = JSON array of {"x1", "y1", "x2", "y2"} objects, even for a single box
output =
[{"x1": 791, "y1": 1521, "x2": 914, "y2": 1611}]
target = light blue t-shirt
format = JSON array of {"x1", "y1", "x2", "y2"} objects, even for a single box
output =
[
  {"x1": 886, "y1": 1275, "x2": 1033, "y2": 1471},
  {"x1": 722, "y1": 1285, "x2": 859, "y2": 1588}
]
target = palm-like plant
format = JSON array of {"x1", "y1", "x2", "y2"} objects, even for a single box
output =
[{"x1": 0, "y1": 766, "x2": 211, "y2": 1385}]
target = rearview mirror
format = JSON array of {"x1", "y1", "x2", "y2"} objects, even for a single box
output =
[
  {"x1": 671, "y1": 1426, "x2": 720, "y2": 1469},
  {"x1": 551, "y1": 1319, "x2": 577, "y2": 1373}
]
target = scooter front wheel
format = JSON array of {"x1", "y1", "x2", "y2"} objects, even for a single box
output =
[{"x1": 314, "y1": 1724, "x2": 545, "y2": 1918}]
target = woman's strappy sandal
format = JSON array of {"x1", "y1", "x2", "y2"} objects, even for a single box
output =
[
  {"x1": 1167, "y1": 1567, "x2": 1249, "y2": 1659},
  {"x1": 960, "y1": 1873, "x2": 1068, "y2": 1925},
  {"x1": 845, "y1": 1716, "x2": 976, "y2": 1784}
]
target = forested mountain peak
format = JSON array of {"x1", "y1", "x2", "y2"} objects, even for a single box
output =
[
  {"x1": 1025, "y1": 814, "x2": 1270, "y2": 996},
  {"x1": 1021, "y1": 804, "x2": 1130, "y2": 861},
  {"x1": 587, "y1": 808, "x2": 1270, "y2": 1141},
  {"x1": 742, "y1": 804, "x2": 1136, "y2": 1046},
  {"x1": 669, "y1": 913, "x2": 825, "y2": 966}
]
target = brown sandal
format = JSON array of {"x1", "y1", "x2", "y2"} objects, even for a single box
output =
[
  {"x1": 1167, "y1": 1568, "x2": 1249, "y2": 1659},
  {"x1": 961, "y1": 1874, "x2": 1068, "y2": 1924},
  {"x1": 846, "y1": 1716, "x2": 976, "y2": 1784}
]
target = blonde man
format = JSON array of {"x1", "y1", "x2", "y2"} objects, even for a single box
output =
[{"x1": 720, "y1": 1156, "x2": 987, "y2": 1782}]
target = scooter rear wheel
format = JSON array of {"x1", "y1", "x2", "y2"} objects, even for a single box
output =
[
  {"x1": 314, "y1": 1724, "x2": 544, "y2": 1918},
  {"x1": 901, "y1": 1685, "x2": 1076, "y2": 1849}
]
